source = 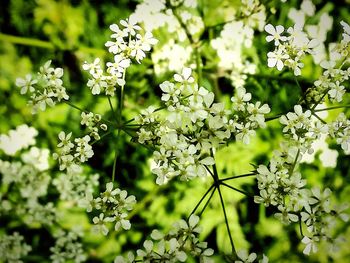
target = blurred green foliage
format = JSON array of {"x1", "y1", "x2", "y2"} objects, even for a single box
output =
[{"x1": 0, "y1": 0, "x2": 349, "y2": 262}]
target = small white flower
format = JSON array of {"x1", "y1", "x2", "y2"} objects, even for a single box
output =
[
  {"x1": 120, "y1": 16, "x2": 141, "y2": 36},
  {"x1": 301, "y1": 236, "x2": 318, "y2": 255},
  {"x1": 267, "y1": 49, "x2": 289, "y2": 71},
  {"x1": 16, "y1": 74, "x2": 37, "y2": 94},
  {"x1": 174, "y1": 67, "x2": 195, "y2": 84},
  {"x1": 265, "y1": 24, "x2": 287, "y2": 46}
]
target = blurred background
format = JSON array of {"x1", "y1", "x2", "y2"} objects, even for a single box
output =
[{"x1": 0, "y1": 0, "x2": 349, "y2": 262}]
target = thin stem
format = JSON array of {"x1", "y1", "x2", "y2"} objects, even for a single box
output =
[
  {"x1": 217, "y1": 184, "x2": 236, "y2": 254},
  {"x1": 294, "y1": 76, "x2": 302, "y2": 92},
  {"x1": 112, "y1": 150, "x2": 118, "y2": 182},
  {"x1": 221, "y1": 182, "x2": 250, "y2": 197},
  {"x1": 265, "y1": 113, "x2": 282, "y2": 122},
  {"x1": 91, "y1": 130, "x2": 113, "y2": 145},
  {"x1": 188, "y1": 184, "x2": 215, "y2": 220},
  {"x1": 209, "y1": 149, "x2": 236, "y2": 253},
  {"x1": 299, "y1": 215, "x2": 304, "y2": 237},
  {"x1": 118, "y1": 71, "x2": 126, "y2": 124},
  {"x1": 311, "y1": 111, "x2": 327, "y2": 124},
  {"x1": 64, "y1": 100, "x2": 117, "y2": 128},
  {"x1": 220, "y1": 172, "x2": 257, "y2": 182},
  {"x1": 64, "y1": 100, "x2": 86, "y2": 113},
  {"x1": 311, "y1": 88, "x2": 330, "y2": 111},
  {"x1": 169, "y1": 4, "x2": 195, "y2": 44},
  {"x1": 198, "y1": 186, "x2": 216, "y2": 217},
  {"x1": 127, "y1": 185, "x2": 166, "y2": 219},
  {"x1": 289, "y1": 149, "x2": 300, "y2": 176},
  {"x1": 0, "y1": 33, "x2": 105, "y2": 55},
  {"x1": 107, "y1": 96, "x2": 117, "y2": 122},
  {"x1": 195, "y1": 46, "x2": 202, "y2": 86},
  {"x1": 246, "y1": 73, "x2": 313, "y2": 85},
  {"x1": 314, "y1": 105, "x2": 350, "y2": 112}
]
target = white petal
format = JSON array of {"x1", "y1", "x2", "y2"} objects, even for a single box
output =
[
  {"x1": 264, "y1": 24, "x2": 275, "y2": 34},
  {"x1": 276, "y1": 25, "x2": 285, "y2": 34}
]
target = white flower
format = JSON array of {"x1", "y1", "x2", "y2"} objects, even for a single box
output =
[
  {"x1": 137, "y1": 31, "x2": 158, "y2": 51},
  {"x1": 16, "y1": 74, "x2": 37, "y2": 94},
  {"x1": 82, "y1": 58, "x2": 101, "y2": 74},
  {"x1": 301, "y1": 236, "x2": 318, "y2": 255},
  {"x1": 110, "y1": 24, "x2": 128, "y2": 40},
  {"x1": 301, "y1": 0, "x2": 315, "y2": 17},
  {"x1": 267, "y1": 49, "x2": 289, "y2": 70},
  {"x1": 57, "y1": 131, "x2": 74, "y2": 151},
  {"x1": 265, "y1": 24, "x2": 287, "y2": 45},
  {"x1": 231, "y1": 87, "x2": 251, "y2": 111},
  {"x1": 107, "y1": 55, "x2": 131, "y2": 75},
  {"x1": 87, "y1": 71, "x2": 108, "y2": 95},
  {"x1": 328, "y1": 81, "x2": 345, "y2": 102},
  {"x1": 160, "y1": 81, "x2": 180, "y2": 102},
  {"x1": 120, "y1": 16, "x2": 141, "y2": 36},
  {"x1": 174, "y1": 67, "x2": 195, "y2": 85},
  {"x1": 92, "y1": 213, "x2": 113, "y2": 235},
  {"x1": 340, "y1": 20, "x2": 350, "y2": 43},
  {"x1": 235, "y1": 249, "x2": 257, "y2": 263},
  {"x1": 0, "y1": 125, "x2": 38, "y2": 156}
]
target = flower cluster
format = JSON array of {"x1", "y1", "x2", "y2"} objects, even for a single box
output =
[
  {"x1": 211, "y1": 20, "x2": 257, "y2": 87},
  {"x1": 53, "y1": 166, "x2": 99, "y2": 203},
  {"x1": 265, "y1": 23, "x2": 318, "y2": 75},
  {"x1": 254, "y1": 143, "x2": 306, "y2": 224},
  {"x1": 136, "y1": 68, "x2": 270, "y2": 184},
  {"x1": 300, "y1": 188, "x2": 349, "y2": 255},
  {"x1": 83, "y1": 16, "x2": 157, "y2": 96},
  {"x1": 0, "y1": 125, "x2": 57, "y2": 226},
  {"x1": 79, "y1": 182, "x2": 136, "y2": 235},
  {"x1": 328, "y1": 113, "x2": 350, "y2": 152},
  {"x1": 114, "y1": 214, "x2": 213, "y2": 263},
  {"x1": 254, "y1": 142, "x2": 348, "y2": 254},
  {"x1": 211, "y1": 0, "x2": 266, "y2": 87},
  {"x1": 0, "y1": 232, "x2": 31, "y2": 263},
  {"x1": 305, "y1": 22, "x2": 349, "y2": 105},
  {"x1": 16, "y1": 60, "x2": 69, "y2": 113},
  {"x1": 53, "y1": 131, "x2": 94, "y2": 172},
  {"x1": 0, "y1": 124, "x2": 38, "y2": 156},
  {"x1": 133, "y1": 0, "x2": 202, "y2": 74},
  {"x1": 279, "y1": 105, "x2": 328, "y2": 154},
  {"x1": 50, "y1": 229, "x2": 86, "y2": 263},
  {"x1": 80, "y1": 112, "x2": 107, "y2": 140}
]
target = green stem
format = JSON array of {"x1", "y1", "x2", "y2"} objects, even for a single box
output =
[
  {"x1": 289, "y1": 149, "x2": 300, "y2": 176},
  {"x1": 107, "y1": 96, "x2": 117, "y2": 122},
  {"x1": 112, "y1": 150, "x2": 118, "y2": 182},
  {"x1": 217, "y1": 184, "x2": 236, "y2": 254},
  {"x1": 221, "y1": 182, "x2": 250, "y2": 197},
  {"x1": 199, "y1": 186, "x2": 216, "y2": 217},
  {"x1": 195, "y1": 45, "x2": 202, "y2": 86},
  {"x1": 64, "y1": 100, "x2": 117, "y2": 127},
  {"x1": 187, "y1": 183, "x2": 215, "y2": 220},
  {"x1": 91, "y1": 130, "x2": 113, "y2": 145},
  {"x1": 127, "y1": 185, "x2": 165, "y2": 219},
  {"x1": 247, "y1": 73, "x2": 313, "y2": 85},
  {"x1": 299, "y1": 215, "x2": 304, "y2": 237},
  {"x1": 220, "y1": 172, "x2": 257, "y2": 182},
  {"x1": 118, "y1": 71, "x2": 126, "y2": 124},
  {"x1": 210, "y1": 149, "x2": 236, "y2": 254},
  {"x1": 314, "y1": 105, "x2": 350, "y2": 112},
  {"x1": 265, "y1": 113, "x2": 282, "y2": 122},
  {"x1": 311, "y1": 88, "x2": 330, "y2": 111},
  {"x1": 0, "y1": 33, "x2": 105, "y2": 55},
  {"x1": 311, "y1": 111, "x2": 327, "y2": 124},
  {"x1": 64, "y1": 100, "x2": 86, "y2": 112}
]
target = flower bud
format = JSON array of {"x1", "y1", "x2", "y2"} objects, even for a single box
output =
[{"x1": 100, "y1": 124, "x2": 108, "y2": 131}]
